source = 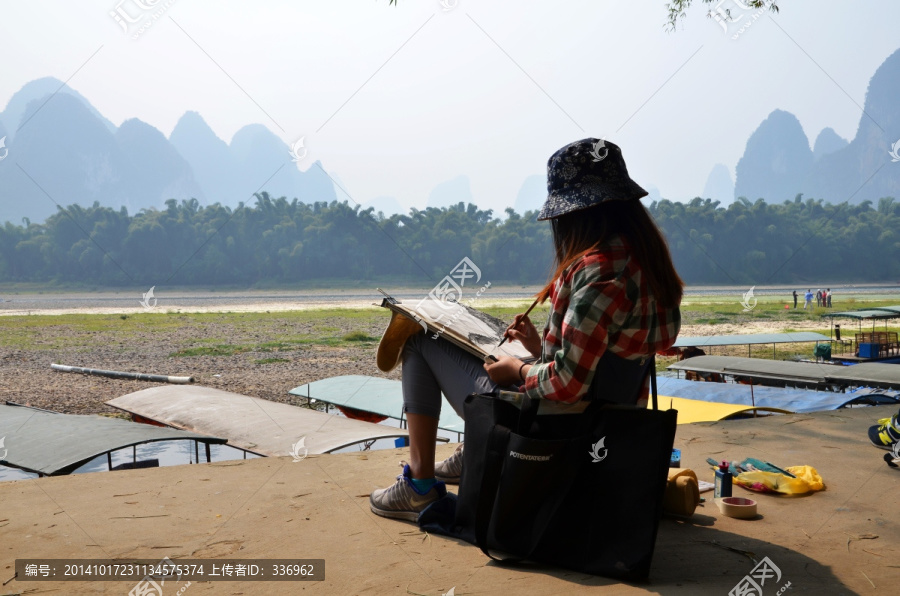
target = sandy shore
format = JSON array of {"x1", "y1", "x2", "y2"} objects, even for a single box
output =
[
  {"x1": 0, "y1": 288, "x2": 542, "y2": 317},
  {"x1": 0, "y1": 300, "x2": 381, "y2": 317},
  {"x1": 2, "y1": 283, "x2": 898, "y2": 317}
]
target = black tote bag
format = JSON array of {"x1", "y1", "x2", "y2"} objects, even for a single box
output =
[{"x1": 454, "y1": 357, "x2": 677, "y2": 580}]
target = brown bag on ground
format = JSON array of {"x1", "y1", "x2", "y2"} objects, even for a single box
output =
[{"x1": 663, "y1": 468, "x2": 700, "y2": 517}]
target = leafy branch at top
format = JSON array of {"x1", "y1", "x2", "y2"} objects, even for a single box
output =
[
  {"x1": 385, "y1": 0, "x2": 781, "y2": 31},
  {"x1": 665, "y1": 0, "x2": 779, "y2": 31}
]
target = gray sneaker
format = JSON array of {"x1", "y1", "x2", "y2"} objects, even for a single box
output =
[
  {"x1": 434, "y1": 443, "x2": 464, "y2": 484},
  {"x1": 370, "y1": 464, "x2": 446, "y2": 521}
]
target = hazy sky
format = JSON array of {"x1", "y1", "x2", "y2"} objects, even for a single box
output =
[{"x1": 1, "y1": 0, "x2": 898, "y2": 213}]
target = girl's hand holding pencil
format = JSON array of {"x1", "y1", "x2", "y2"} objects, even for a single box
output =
[
  {"x1": 497, "y1": 297, "x2": 542, "y2": 358},
  {"x1": 503, "y1": 313, "x2": 541, "y2": 357}
]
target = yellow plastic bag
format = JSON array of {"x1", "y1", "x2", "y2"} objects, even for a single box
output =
[
  {"x1": 733, "y1": 465, "x2": 825, "y2": 495},
  {"x1": 786, "y1": 465, "x2": 825, "y2": 491}
]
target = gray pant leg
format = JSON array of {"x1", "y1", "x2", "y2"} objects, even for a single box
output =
[{"x1": 401, "y1": 333, "x2": 499, "y2": 420}]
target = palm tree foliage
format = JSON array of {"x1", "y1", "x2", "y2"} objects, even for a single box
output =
[{"x1": 1, "y1": 192, "x2": 896, "y2": 286}]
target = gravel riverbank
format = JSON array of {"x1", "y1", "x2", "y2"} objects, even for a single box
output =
[
  {"x1": 0, "y1": 311, "x2": 398, "y2": 415},
  {"x1": 0, "y1": 306, "x2": 842, "y2": 415}
]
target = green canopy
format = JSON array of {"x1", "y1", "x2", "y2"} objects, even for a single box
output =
[
  {"x1": 673, "y1": 332, "x2": 830, "y2": 348},
  {"x1": 0, "y1": 403, "x2": 226, "y2": 476},
  {"x1": 290, "y1": 375, "x2": 465, "y2": 434},
  {"x1": 823, "y1": 309, "x2": 900, "y2": 320}
]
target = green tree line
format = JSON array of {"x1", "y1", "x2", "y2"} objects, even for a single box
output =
[{"x1": 1, "y1": 193, "x2": 898, "y2": 286}]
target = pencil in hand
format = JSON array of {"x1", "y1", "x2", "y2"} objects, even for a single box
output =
[{"x1": 497, "y1": 298, "x2": 539, "y2": 348}]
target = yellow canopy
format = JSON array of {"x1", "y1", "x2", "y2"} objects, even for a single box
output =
[{"x1": 652, "y1": 395, "x2": 793, "y2": 424}]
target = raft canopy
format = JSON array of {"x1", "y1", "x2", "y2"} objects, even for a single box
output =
[
  {"x1": 657, "y1": 376, "x2": 898, "y2": 414},
  {"x1": 672, "y1": 332, "x2": 831, "y2": 348},
  {"x1": 290, "y1": 375, "x2": 465, "y2": 434},
  {"x1": 0, "y1": 403, "x2": 226, "y2": 477},
  {"x1": 107, "y1": 385, "x2": 414, "y2": 457},
  {"x1": 649, "y1": 394, "x2": 792, "y2": 424},
  {"x1": 823, "y1": 309, "x2": 900, "y2": 320},
  {"x1": 670, "y1": 355, "x2": 900, "y2": 390}
]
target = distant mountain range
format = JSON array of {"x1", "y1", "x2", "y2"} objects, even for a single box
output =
[
  {"x1": 734, "y1": 47, "x2": 900, "y2": 204},
  {"x1": 0, "y1": 78, "x2": 338, "y2": 225},
  {"x1": 1, "y1": 47, "x2": 898, "y2": 225}
]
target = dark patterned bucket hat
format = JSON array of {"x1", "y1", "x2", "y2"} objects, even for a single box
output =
[{"x1": 537, "y1": 138, "x2": 648, "y2": 221}]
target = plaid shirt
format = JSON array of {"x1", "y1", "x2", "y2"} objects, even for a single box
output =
[{"x1": 522, "y1": 235, "x2": 681, "y2": 405}]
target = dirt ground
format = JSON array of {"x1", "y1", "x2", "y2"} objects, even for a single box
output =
[{"x1": 2, "y1": 405, "x2": 898, "y2": 595}]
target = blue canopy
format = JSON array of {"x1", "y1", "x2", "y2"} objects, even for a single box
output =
[{"x1": 657, "y1": 376, "x2": 899, "y2": 413}]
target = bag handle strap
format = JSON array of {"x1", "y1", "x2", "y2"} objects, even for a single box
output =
[{"x1": 516, "y1": 394, "x2": 541, "y2": 435}]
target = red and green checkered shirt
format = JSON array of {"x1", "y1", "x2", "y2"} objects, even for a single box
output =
[{"x1": 522, "y1": 235, "x2": 681, "y2": 405}]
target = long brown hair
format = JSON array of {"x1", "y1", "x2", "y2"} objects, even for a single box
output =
[{"x1": 536, "y1": 200, "x2": 683, "y2": 307}]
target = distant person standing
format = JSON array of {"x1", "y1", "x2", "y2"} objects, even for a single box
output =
[
  {"x1": 804, "y1": 289, "x2": 813, "y2": 309},
  {"x1": 816, "y1": 289, "x2": 823, "y2": 308},
  {"x1": 821, "y1": 289, "x2": 828, "y2": 309},
  {"x1": 793, "y1": 290, "x2": 798, "y2": 308},
  {"x1": 827, "y1": 288, "x2": 833, "y2": 308}
]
